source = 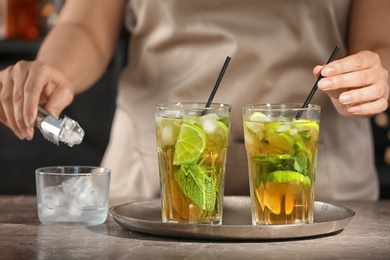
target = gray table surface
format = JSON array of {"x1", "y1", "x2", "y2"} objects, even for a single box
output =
[{"x1": 1, "y1": 196, "x2": 390, "y2": 259}]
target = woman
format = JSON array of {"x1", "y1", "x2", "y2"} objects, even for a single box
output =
[{"x1": 0, "y1": 0, "x2": 389, "y2": 200}]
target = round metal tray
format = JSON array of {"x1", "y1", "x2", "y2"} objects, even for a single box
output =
[{"x1": 109, "y1": 196, "x2": 355, "y2": 241}]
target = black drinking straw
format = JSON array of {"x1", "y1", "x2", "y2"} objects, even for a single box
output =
[
  {"x1": 205, "y1": 56, "x2": 231, "y2": 108},
  {"x1": 296, "y1": 46, "x2": 340, "y2": 119}
]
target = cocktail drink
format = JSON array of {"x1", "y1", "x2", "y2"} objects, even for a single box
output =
[
  {"x1": 155, "y1": 102, "x2": 231, "y2": 225},
  {"x1": 243, "y1": 104, "x2": 320, "y2": 225}
]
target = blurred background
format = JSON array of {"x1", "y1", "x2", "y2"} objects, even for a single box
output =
[{"x1": 0, "y1": 0, "x2": 389, "y2": 199}]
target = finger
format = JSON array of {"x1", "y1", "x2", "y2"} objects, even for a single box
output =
[
  {"x1": 0, "y1": 79, "x2": 4, "y2": 124},
  {"x1": 11, "y1": 61, "x2": 30, "y2": 135},
  {"x1": 339, "y1": 83, "x2": 387, "y2": 105},
  {"x1": 23, "y1": 62, "x2": 49, "y2": 128},
  {"x1": 346, "y1": 97, "x2": 388, "y2": 116},
  {"x1": 40, "y1": 68, "x2": 74, "y2": 117},
  {"x1": 22, "y1": 61, "x2": 74, "y2": 141},
  {"x1": 321, "y1": 50, "x2": 379, "y2": 77},
  {"x1": 0, "y1": 105, "x2": 7, "y2": 126},
  {"x1": 318, "y1": 69, "x2": 376, "y2": 91},
  {"x1": 313, "y1": 65, "x2": 324, "y2": 78},
  {"x1": 0, "y1": 81, "x2": 9, "y2": 127},
  {"x1": 0, "y1": 73, "x2": 23, "y2": 138}
]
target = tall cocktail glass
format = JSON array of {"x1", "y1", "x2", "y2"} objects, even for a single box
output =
[
  {"x1": 243, "y1": 104, "x2": 320, "y2": 225},
  {"x1": 155, "y1": 102, "x2": 231, "y2": 225}
]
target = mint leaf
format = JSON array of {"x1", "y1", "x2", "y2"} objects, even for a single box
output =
[
  {"x1": 253, "y1": 155, "x2": 294, "y2": 186},
  {"x1": 293, "y1": 153, "x2": 309, "y2": 176},
  {"x1": 298, "y1": 130, "x2": 311, "y2": 143},
  {"x1": 175, "y1": 163, "x2": 217, "y2": 211}
]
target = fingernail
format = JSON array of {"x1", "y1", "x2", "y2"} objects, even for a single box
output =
[
  {"x1": 318, "y1": 79, "x2": 332, "y2": 89},
  {"x1": 16, "y1": 130, "x2": 25, "y2": 140},
  {"x1": 339, "y1": 94, "x2": 352, "y2": 104},
  {"x1": 323, "y1": 66, "x2": 335, "y2": 75},
  {"x1": 26, "y1": 128, "x2": 34, "y2": 140},
  {"x1": 348, "y1": 106, "x2": 360, "y2": 113}
]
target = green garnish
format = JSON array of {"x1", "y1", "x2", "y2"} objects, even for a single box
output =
[{"x1": 175, "y1": 163, "x2": 217, "y2": 211}]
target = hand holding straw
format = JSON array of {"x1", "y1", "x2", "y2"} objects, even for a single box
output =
[{"x1": 296, "y1": 46, "x2": 340, "y2": 119}]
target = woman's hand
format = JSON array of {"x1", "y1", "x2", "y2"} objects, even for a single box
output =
[
  {"x1": 315, "y1": 50, "x2": 389, "y2": 117},
  {"x1": 0, "y1": 60, "x2": 74, "y2": 140}
]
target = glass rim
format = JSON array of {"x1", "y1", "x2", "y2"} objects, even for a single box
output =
[
  {"x1": 243, "y1": 103, "x2": 320, "y2": 111},
  {"x1": 35, "y1": 166, "x2": 111, "y2": 176},
  {"x1": 155, "y1": 102, "x2": 231, "y2": 110}
]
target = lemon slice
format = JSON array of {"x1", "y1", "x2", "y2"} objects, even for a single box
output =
[
  {"x1": 262, "y1": 132, "x2": 295, "y2": 155},
  {"x1": 173, "y1": 122, "x2": 207, "y2": 165}
]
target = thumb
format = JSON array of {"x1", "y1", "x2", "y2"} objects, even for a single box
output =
[
  {"x1": 44, "y1": 90, "x2": 74, "y2": 118},
  {"x1": 41, "y1": 69, "x2": 75, "y2": 118},
  {"x1": 313, "y1": 65, "x2": 324, "y2": 79}
]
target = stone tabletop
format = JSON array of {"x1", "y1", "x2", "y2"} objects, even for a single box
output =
[{"x1": 1, "y1": 196, "x2": 390, "y2": 259}]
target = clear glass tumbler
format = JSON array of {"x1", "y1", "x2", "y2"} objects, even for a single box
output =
[{"x1": 35, "y1": 166, "x2": 111, "y2": 226}]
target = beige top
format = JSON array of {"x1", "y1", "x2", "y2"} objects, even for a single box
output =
[{"x1": 102, "y1": 0, "x2": 379, "y2": 201}]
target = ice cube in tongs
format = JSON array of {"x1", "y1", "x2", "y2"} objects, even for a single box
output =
[{"x1": 36, "y1": 106, "x2": 85, "y2": 147}]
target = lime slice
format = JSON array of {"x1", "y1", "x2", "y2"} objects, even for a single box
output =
[
  {"x1": 263, "y1": 122, "x2": 281, "y2": 133},
  {"x1": 173, "y1": 122, "x2": 207, "y2": 165},
  {"x1": 206, "y1": 121, "x2": 229, "y2": 150},
  {"x1": 266, "y1": 170, "x2": 311, "y2": 186},
  {"x1": 249, "y1": 112, "x2": 270, "y2": 122}
]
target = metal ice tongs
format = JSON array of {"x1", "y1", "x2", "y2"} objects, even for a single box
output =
[{"x1": 36, "y1": 106, "x2": 85, "y2": 147}]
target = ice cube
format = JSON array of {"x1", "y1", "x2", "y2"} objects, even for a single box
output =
[
  {"x1": 39, "y1": 173, "x2": 108, "y2": 224},
  {"x1": 276, "y1": 124, "x2": 291, "y2": 133},
  {"x1": 69, "y1": 206, "x2": 84, "y2": 217},
  {"x1": 244, "y1": 132, "x2": 256, "y2": 145},
  {"x1": 59, "y1": 117, "x2": 85, "y2": 147},
  {"x1": 161, "y1": 125, "x2": 176, "y2": 145},
  {"x1": 165, "y1": 110, "x2": 182, "y2": 118},
  {"x1": 188, "y1": 111, "x2": 198, "y2": 117},
  {"x1": 200, "y1": 113, "x2": 218, "y2": 134},
  {"x1": 77, "y1": 185, "x2": 105, "y2": 209},
  {"x1": 202, "y1": 119, "x2": 216, "y2": 134},
  {"x1": 201, "y1": 113, "x2": 219, "y2": 121},
  {"x1": 42, "y1": 185, "x2": 66, "y2": 209},
  {"x1": 289, "y1": 128, "x2": 298, "y2": 135},
  {"x1": 62, "y1": 176, "x2": 85, "y2": 196},
  {"x1": 245, "y1": 122, "x2": 262, "y2": 133},
  {"x1": 65, "y1": 176, "x2": 105, "y2": 210}
]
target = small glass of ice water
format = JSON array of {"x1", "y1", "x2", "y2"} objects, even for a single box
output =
[{"x1": 35, "y1": 166, "x2": 110, "y2": 226}]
